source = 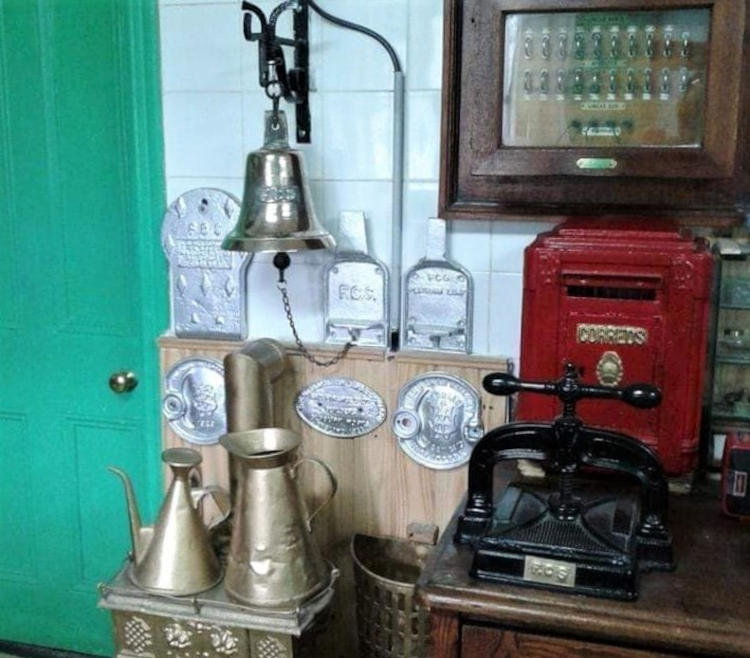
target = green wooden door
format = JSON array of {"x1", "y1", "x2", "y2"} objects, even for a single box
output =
[{"x1": 0, "y1": 0, "x2": 165, "y2": 653}]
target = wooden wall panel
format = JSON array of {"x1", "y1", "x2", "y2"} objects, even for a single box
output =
[{"x1": 159, "y1": 336, "x2": 509, "y2": 657}]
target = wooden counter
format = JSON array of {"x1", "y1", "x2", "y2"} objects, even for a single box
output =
[{"x1": 418, "y1": 483, "x2": 750, "y2": 657}]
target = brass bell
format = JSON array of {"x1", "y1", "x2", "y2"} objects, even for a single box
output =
[{"x1": 222, "y1": 110, "x2": 335, "y2": 253}]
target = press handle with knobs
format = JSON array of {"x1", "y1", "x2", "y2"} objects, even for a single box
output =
[
  {"x1": 109, "y1": 371, "x2": 138, "y2": 394},
  {"x1": 483, "y1": 365, "x2": 661, "y2": 410}
]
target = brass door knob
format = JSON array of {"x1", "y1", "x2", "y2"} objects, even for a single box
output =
[{"x1": 109, "y1": 371, "x2": 138, "y2": 394}]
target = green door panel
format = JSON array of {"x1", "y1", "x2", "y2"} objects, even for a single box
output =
[{"x1": 0, "y1": 0, "x2": 165, "y2": 654}]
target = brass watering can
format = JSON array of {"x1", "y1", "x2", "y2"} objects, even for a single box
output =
[
  {"x1": 220, "y1": 428, "x2": 337, "y2": 608},
  {"x1": 109, "y1": 447, "x2": 230, "y2": 596}
]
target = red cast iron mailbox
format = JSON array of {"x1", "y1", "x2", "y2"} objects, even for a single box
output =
[{"x1": 517, "y1": 219, "x2": 713, "y2": 476}]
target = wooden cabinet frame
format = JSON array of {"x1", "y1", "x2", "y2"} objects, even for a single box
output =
[{"x1": 439, "y1": 0, "x2": 750, "y2": 224}]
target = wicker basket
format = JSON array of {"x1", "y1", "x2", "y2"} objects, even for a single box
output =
[{"x1": 351, "y1": 534, "x2": 432, "y2": 658}]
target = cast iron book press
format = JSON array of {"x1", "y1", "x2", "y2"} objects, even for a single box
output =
[{"x1": 455, "y1": 362, "x2": 674, "y2": 600}]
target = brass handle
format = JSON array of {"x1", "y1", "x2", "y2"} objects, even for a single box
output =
[
  {"x1": 191, "y1": 485, "x2": 232, "y2": 529},
  {"x1": 109, "y1": 371, "x2": 138, "y2": 394},
  {"x1": 293, "y1": 457, "x2": 338, "y2": 531}
]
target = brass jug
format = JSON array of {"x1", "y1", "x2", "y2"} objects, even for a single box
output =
[
  {"x1": 220, "y1": 428, "x2": 337, "y2": 608},
  {"x1": 109, "y1": 447, "x2": 230, "y2": 596}
]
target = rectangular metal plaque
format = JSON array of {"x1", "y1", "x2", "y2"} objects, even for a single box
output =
[
  {"x1": 403, "y1": 219, "x2": 472, "y2": 353},
  {"x1": 523, "y1": 556, "x2": 576, "y2": 588},
  {"x1": 325, "y1": 212, "x2": 389, "y2": 347},
  {"x1": 162, "y1": 189, "x2": 250, "y2": 340},
  {"x1": 577, "y1": 323, "x2": 648, "y2": 346}
]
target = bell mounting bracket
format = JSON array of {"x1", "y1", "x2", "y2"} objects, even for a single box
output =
[{"x1": 242, "y1": 0, "x2": 311, "y2": 143}]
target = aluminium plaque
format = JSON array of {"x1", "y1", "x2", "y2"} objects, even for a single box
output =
[
  {"x1": 403, "y1": 218, "x2": 472, "y2": 353},
  {"x1": 162, "y1": 358, "x2": 226, "y2": 445},
  {"x1": 162, "y1": 188, "x2": 251, "y2": 339},
  {"x1": 325, "y1": 211, "x2": 389, "y2": 347},
  {"x1": 392, "y1": 372, "x2": 483, "y2": 470},
  {"x1": 295, "y1": 377, "x2": 387, "y2": 438}
]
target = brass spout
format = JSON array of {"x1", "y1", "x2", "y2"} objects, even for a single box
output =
[
  {"x1": 224, "y1": 338, "x2": 287, "y2": 432},
  {"x1": 224, "y1": 338, "x2": 288, "y2": 504},
  {"x1": 108, "y1": 466, "x2": 152, "y2": 563}
]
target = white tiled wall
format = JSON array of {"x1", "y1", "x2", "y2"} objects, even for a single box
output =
[{"x1": 158, "y1": 0, "x2": 554, "y2": 360}]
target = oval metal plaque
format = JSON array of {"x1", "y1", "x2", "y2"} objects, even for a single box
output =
[
  {"x1": 162, "y1": 357, "x2": 226, "y2": 445},
  {"x1": 295, "y1": 377, "x2": 386, "y2": 438},
  {"x1": 393, "y1": 372, "x2": 484, "y2": 470}
]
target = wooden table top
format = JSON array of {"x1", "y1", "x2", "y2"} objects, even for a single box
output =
[{"x1": 418, "y1": 482, "x2": 750, "y2": 657}]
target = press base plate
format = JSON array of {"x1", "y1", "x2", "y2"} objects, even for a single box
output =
[{"x1": 471, "y1": 483, "x2": 642, "y2": 601}]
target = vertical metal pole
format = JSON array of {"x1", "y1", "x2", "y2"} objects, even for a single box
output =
[{"x1": 391, "y1": 71, "x2": 406, "y2": 348}]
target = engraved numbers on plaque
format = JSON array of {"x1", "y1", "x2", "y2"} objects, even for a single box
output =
[{"x1": 295, "y1": 377, "x2": 387, "y2": 438}]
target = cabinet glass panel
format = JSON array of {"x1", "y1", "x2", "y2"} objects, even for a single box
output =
[{"x1": 502, "y1": 9, "x2": 710, "y2": 148}]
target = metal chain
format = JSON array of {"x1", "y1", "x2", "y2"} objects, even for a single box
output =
[{"x1": 277, "y1": 281, "x2": 353, "y2": 367}]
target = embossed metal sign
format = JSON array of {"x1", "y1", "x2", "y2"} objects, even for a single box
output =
[
  {"x1": 295, "y1": 377, "x2": 387, "y2": 438},
  {"x1": 524, "y1": 556, "x2": 576, "y2": 588},
  {"x1": 162, "y1": 358, "x2": 226, "y2": 445},
  {"x1": 392, "y1": 372, "x2": 483, "y2": 469},
  {"x1": 325, "y1": 211, "x2": 389, "y2": 347},
  {"x1": 577, "y1": 323, "x2": 648, "y2": 346},
  {"x1": 162, "y1": 188, "x2": 251, "y2": 339},
  {"x1": 403, "y1": 219, "x2": 472, "y2": 353}
]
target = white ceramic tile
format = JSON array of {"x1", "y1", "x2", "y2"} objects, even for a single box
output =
[
  {"x1": 162, "y1": 92, "x2": 244, "y2": 178},
  {"x1": 406, "y1": 90, "x2": 441, "y2": 180},
  {"x1": 488, "y1": 273, "x2": 523, "y2": 360},
  {"x1": 160, "y1": 5, "x2": 242, "y2": 92},
  {"x1": 471, "y1": 272, "x2": 490, "y2": 355},
  {"x1": 246, "y1": 259, "x2": 327, "y2": 342},
  {"x1": 402, "y1": 182, "x2": 439, "y2": 268},
  {"x1": 490, "y1": 221, "x2": 556, "y2": 274},
  {"x1": 166, "y1": 177, "x2": 245, "y2": 205},
  {"x1": 321, "y1": 181, "x2": 393, "y2": 266},
  {"x1": 321, "y1": 92, "x2": 394, "y2": 180},
  {"x1": 318, "y1": 0, "x2": 407, "y2": 91},
  {"x1": 242, "y1": 91, "x2": 324, "y2": 179},
  {"x1": 407, "y1": 0, "x2": 444, "y2": 90},
  {"x1": 448, "y1": 220, "x2": 491, "y2": 272}
]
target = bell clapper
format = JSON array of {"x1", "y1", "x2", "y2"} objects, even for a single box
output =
[{"x1": 273, "y1": 251, "x2": 353, "y2": 367}]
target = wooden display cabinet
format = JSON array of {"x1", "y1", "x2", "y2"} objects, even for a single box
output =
[
  {"x1": 439, "y1": 0, "x2": 750, "y2": 223},
  {"x1": 706, "y1": 239, "x2": 750, "y2": 464}
]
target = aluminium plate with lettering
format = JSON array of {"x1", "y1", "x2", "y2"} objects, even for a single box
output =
[
  {"x1": 162, "y1": 188, "x2": 251, "y2": 340},
  {"x1": 162, "y1": 357, "x2": 226, "y2": 445},
  {"x1": 295, "y1": 377, "x2": 387, "y2": 438},
  {"x1": 325, "y1": 211, "x2": 389, "y2": 347},
  {"x1": 392, "y1": 372, "x2": 484, "y2": 470},
  {"x1": 403, "y1": 219, "x2": 472, "y2": 353}
]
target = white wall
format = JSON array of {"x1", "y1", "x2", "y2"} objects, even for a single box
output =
[{"x1": 158, "y1": 0, "x2": 554, "y2": 360}]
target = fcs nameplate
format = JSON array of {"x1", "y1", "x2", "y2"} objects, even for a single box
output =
[
  {"x1": 523, "y1": 556, "x2": 576, "y2": 588},
  {"x1": 325, "y1": 211, "x2": 389, "y2": 348}
]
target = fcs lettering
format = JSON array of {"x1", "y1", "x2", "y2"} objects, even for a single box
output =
[{"x1": 338, "y1": 284, "x2": 376, "y2": 302}]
